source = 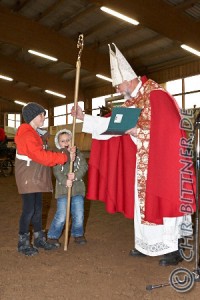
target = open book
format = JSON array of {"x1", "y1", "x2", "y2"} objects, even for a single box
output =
[{"x1": 100, "y1": 107, "x2": 141, "y2": 135}]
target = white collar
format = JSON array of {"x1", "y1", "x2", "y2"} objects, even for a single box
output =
[{"x1": 131, "y1": 79, "x2": 142, "y2": 98}]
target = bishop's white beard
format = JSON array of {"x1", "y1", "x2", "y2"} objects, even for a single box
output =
[
  {"x1": 121, "y1": 79, "x2": 142, "y2": 100},
  {"x1": 122, "y1": 89, "x2": 132, "y2": 99}
]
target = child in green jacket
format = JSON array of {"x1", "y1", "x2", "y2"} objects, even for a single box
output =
[{"x1": 48, "y1": 129, "x2": 88, "y2": 246}]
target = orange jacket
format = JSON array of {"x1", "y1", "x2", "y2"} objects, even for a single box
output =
[
  {"x1": 15, "y1": 124, "x2": 67, "y2": 166},
  {"x1": 14, "y1": 124, "x2": 68, "y2": 194}
]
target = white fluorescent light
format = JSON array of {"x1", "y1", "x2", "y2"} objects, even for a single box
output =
[
  {"x1": 181, "y1": 44, "x2": 200, "y2": 57},
  {"x1": 96, "y1": 74, "x2": 113, "y2": 83},
  {"x1": 45, "y1": 89, "x2": 66, "y2": 98},
  {"x1": 28, "y1": 50, "x2": 58, "y2": 61},
  {"x1": 14, "y1": 100, "x2": 27, "y2": 106},
  {"x1": 100, "y1": 6, "x2": 139, "y2": 26},
  {"x1": 0, "y1": 75, "x2": 13, "y2": 81}
]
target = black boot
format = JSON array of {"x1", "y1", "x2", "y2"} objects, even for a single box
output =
[
  {"x1": 159, "y1": 239, "x2": 184, "y2": 266},
  {"x1": 129, "y1": 249, "x2": 146, "y2": 257},
  {"x1": 18, "y1": 233, "x2": 38, "y2": 256},
  {"x1": 34, "y1": 230, "x2": 58, "y2": 250}
]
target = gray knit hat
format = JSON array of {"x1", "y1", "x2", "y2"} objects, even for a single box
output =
[{"x1": 22, "y1": 102, "x2": 46, "y2": 123}]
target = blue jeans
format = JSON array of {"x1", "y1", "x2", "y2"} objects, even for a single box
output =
[{"x1": 48, "y1": 195, "x2": 84, "y2": 239}]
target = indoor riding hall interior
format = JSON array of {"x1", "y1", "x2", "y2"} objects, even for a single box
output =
[{"x1": 0, "y1": 1, "x2": 200, "y2": 299}]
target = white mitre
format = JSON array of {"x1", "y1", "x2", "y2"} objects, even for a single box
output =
[{"x1": 108, "y1": 43, "x2": 137, "y2": 87}]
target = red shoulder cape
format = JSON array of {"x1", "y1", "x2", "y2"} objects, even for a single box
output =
[{"x1": 87, "y1": 135, "x2": 137, "y2": 219}]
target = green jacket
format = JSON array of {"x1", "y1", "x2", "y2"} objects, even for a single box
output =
[{"x1": 53, "y1": 149, "x2": 88, "y2": 199}]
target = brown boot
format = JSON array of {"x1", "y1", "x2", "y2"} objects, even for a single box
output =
[{"x1": 74, "y1": 236, "x2": 87, "y2": 245}]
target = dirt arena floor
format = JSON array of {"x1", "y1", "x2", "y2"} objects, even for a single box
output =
[{"x1": 0, "y1": 173, "x2": 200, "y2": 300}]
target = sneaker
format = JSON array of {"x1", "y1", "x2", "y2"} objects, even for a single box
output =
[{"x1": 74, "y1": 236, "x2": 87, "y2": 245}]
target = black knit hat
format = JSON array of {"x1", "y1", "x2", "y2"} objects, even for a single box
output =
[{"x1": 22, "y1": 102, "x2": 46, "y2": 124}]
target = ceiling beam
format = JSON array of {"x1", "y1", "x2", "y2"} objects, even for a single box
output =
[
  {"x1": 175, "y1": 0, "x2": 197, "y2": 11},
  {"x1": 149, "y1": 58, "x2": 200, "y2": 83},
  {"x1": 124, "y1": 35, "x2": 164, "y2": 54},
  {"x1": 0, "y1": 80, "x2": 49, "y2": 107},
  {"x1": 0, "y1": 5, "x2": 110, "y2": 77},
  {"x1": 54, "y1": 3, "x2": 98, "y2": 30},
  {"x1": 34, "y1": 0, "x2": 66, "y2": 21},
  {"x1": 12, "y1": 0, "x2": 29, "y2": 12},
  {"x1": 89, "y1": 0, "x2": 200, "y2": 51},
  {"x1": 98, "y1": 25, "x2": 143, "y2": 48},
  {"x1": 0, "y1": 54, "x2": 77, "y2": 98},
  {"x1": 85, "y1": 19, "x2": 115, "y2": 40}
]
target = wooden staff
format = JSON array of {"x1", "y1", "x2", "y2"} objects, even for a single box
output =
[{"x1": 64, "y1": 34, "x2": 84, "y2": 251}]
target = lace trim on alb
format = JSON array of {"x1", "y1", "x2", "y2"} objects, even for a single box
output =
[{"x1": 135, "y1": 237, "x2": 170, "y2": 253}]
